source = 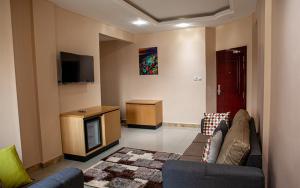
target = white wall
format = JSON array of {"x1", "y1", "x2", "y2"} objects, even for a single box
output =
[
  {"x1": 101, "y1": 28, "x2": 206, "y2": 124},
  {"x1": 0, "y1": 0, "x2": 22, "y2": 156}
]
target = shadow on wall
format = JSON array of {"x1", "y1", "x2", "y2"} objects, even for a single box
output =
[{"x1": 100, "y1": 39, "x2": 131, "y2": 107}]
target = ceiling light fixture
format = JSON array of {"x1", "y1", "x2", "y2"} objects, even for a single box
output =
[
  {"x1": 175, "y1": 23, "x2": 191, "y2": 28},
  {"x1": 132, "y1": 19, "x2": 148, "y2": 26}
]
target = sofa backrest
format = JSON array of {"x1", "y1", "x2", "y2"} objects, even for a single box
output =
[
  {"x1": 245, "y1": 118, "x2": 262, "y2": 168},
  {"x1": 200, "y1": 117, "x2": 262, "y2": 168}
]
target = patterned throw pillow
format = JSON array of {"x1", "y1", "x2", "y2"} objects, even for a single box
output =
[
  {"x1": 201, "y1": 139, "x2": 211, "y2": 163},
  {"x1": 202, "y1": 112, "x2": 230, "y2": 135}
]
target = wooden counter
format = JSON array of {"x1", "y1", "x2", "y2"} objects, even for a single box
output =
[
  {"x1": 60, "y1": 106, "x2": 119, "y2": 118},
  {"x1": 126, "y1": 100, "x2": 162, "y2": 105},
  {"x1": 60, "y1": 106, "x2": 121, "y2": 161}
]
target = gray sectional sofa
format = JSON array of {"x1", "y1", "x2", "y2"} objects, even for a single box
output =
[
  {"x1": 162, "y1": 117, "x2": 264, "y2": 188},
  {"x1": 28, "y1": 168, "x2": 84, "y2": 188}
]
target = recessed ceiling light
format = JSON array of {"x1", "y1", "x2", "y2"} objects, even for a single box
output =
[
  {"x1": 132, "y1": 19, "x2": 148, "y2": 26},
  {"x1": 175, "y1": 23, "x2": 191, "y2": 28}
]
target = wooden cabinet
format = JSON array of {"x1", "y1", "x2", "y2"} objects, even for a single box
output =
[
  {"x1": 101, "y1": 110, "x2": 121, "y2": 146},
  {"x1": 60, "y1": 106, "x2": 121, "y2": 161},
  {"x1": 126, "y1": 100, "x2": 163, "y2": 129}
]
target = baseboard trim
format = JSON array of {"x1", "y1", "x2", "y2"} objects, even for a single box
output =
[
  {"x1": 26, "y1": 163, "x2": 42, "y2": 173},
  {"x1": 122, "y1": 120, "x2": 200, "y2": 128},
  {"x1": 25, "y1": 155, "x2": 64, "y2": 172},
  {"x1": 165, "y1": 122, "x2": 200, "y2": 128},
  {"x1": 127, "y1": 123, "x2": 162, "y2": 129},
  {"x1": 42, "y1": 155, "x2": 64, "y2": 168}
]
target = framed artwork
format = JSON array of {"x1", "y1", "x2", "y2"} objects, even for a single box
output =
[{"x1": 139, "y1": 47, "x2": 158, "y2": 75}]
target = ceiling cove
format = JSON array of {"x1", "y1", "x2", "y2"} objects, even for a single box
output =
[
  {"x1": 48, "y1": 0, "x2": 257, "y2": 33},
  {"x1": 122, "y1": 0, "x2": 231, "y2": 23}
]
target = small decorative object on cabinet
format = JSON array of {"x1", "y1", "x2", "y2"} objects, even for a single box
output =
[
  {"x1": 60, "y1": 106, "x2": 121, "y2": 161},
  {"x1": 126, "y1": 100, "x2": 163, "y2": 129}
]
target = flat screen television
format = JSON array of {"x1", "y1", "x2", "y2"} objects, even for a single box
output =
[{"x1": 59, "y1": 52, "x2": 94, "y2": 84}]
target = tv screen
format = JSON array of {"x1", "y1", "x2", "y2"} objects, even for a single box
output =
[{"x1": 59, "y1": 52, "x2": 94, "y2": 83}]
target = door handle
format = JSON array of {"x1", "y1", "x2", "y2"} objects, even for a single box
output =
[{"x1": 217, "y1": 84, "x2": 221, "y2": 95}]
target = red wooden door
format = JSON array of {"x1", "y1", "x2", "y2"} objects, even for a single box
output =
[{"x1": 217, "y1": 46, "x2": 247, "y2": 119}]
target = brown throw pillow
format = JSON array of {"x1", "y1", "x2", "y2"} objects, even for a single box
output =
[
  {"x1": 231, "y1": 109, "x2": 250, "y2": 127},
  {"x1": 216, "y1": 110, "x2": 250, "y2": 165}
]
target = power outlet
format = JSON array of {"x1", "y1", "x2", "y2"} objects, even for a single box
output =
[{"x1": 193, "y1": 76, "x2": 202, "y2": 81}]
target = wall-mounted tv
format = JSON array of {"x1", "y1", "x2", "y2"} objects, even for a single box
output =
[{"x1": 58, "y1": 52, "x2": 94, "y2": 84}]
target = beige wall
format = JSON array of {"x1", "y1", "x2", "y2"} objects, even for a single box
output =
[
  {"x1": 101, "y1": 28, "x2": 206, "y2": 124},
  {"x1": 0, "y1": 0, "x2": 22, "y2": 156},
  {"x1": 255, "y1": 0, "x2": 300, "y2": 187},
  {"x1": 256, "y1": 0, "x2": 265, "y2": 138},
  {"x1": 10, "y1": 0, "x2": 42, "y2": 168},
  {"x1": 268, "y1": 0, "x2": 300, "y2": 187},
  {"x1": 56, "y1": 7, "x2": 102, "y2": 113},
  {"x1": 205, "y1": 27, "x2": 217, "y2": 112},
  {"x1": 263, "y1": 0, "x2": 272, "y2": 185},
  {"x1": 55, "y1": 6, "x2": 134, "y2": 113},
  {"x1": 216, "y1": 15, "x2": 257, "y2": 124},
  {"x1": 257, "y1": 0, "x2": 265, "y2": 142},
  {"x1": 7, "y1": 0, "x2": 135, "y2": 167},
  {"x1": 251, "y1": 16, "x2": 259, "y2": 130},
  {"x1": 32, "y1": 0, "x2": 62, "y2": 163},
  {"x1": 253, "y1": 0, "x2": 266, "y2": 171}
]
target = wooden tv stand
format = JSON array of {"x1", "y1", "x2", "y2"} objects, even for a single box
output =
[{"x1": 60, "y1": 106, "x2": 121, "y2": 161}]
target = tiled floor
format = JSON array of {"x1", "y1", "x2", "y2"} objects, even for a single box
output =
[{"x1": 29, "y1": 124, "x2": 200, "y2": 184}]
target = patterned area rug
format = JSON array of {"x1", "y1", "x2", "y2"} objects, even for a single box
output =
[{"x1": 83, "y1": 147, "x2": 181, "y2": 188}]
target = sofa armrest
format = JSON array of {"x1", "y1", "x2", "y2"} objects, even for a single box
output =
[
  {"x1": 29, "y1": 168, "x2": 84, "y2": 188},
  {"x1": 162, "y1": 160, "x2": 264, "y2": 188}
]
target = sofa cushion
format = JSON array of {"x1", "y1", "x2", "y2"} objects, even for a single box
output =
[
  {"x1": 213, "y1": 120, "x2": 229, "y2": 140},
  {"x1": 192, "y1": 134, "x2": 210, "y2": 143},
  {"x1": 207, "y1": 131, "x2": 224, "y2": 163},
  {"x1": 202, "y1": 112, "x2": 230, "y2": 135},
  {"x1": 182, "y1": 143, "x2": 206, "y2": 157},
  {"x1": 0, "y1": 145, "x2": 32, "y2": 188},
  {"x1": 200, "y1": 121, "x2": 229, "y2": 163},
  {"x1": 231, "y1": 109, "x2": 250, "y2": 128},
  {"x1": 216, "y1": 110, "x2": 251, "y2": 165}
]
